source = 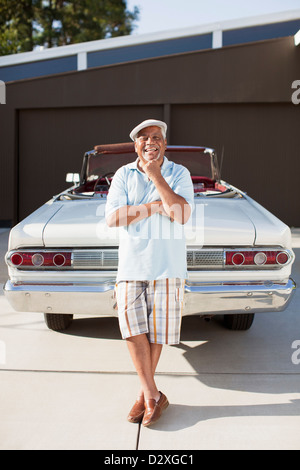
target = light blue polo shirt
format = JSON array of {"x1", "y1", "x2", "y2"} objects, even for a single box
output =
[{"x1": 105, "y1": 157, "x2": 194, "y2": 282}]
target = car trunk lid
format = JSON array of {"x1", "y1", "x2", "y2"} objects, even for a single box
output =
[
  {"x1": 185, "y1": 198, "x2": 256, "y2": 246},
  {"x1": 42, "y1": 198, "x2": 256, "y2": 247}
]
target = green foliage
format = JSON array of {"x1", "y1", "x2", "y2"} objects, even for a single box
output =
[{"x1": 0, "y1": 0, "x2": 139, "y2": 55}]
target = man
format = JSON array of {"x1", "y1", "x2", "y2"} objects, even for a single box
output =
[{"x1": 105, "y1": 119, "x2": 194, "y2": 427}]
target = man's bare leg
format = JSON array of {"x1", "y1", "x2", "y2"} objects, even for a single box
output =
[{"x1": 126, "y1": 334, "x2": 162, "y2": 401}]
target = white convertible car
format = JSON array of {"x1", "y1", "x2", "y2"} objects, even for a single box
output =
[{"x1": 4, "y1": 143, "x2": 296, "y2": 331}]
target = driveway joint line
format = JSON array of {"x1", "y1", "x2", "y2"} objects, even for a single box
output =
[{"x1": 0, "y1": 368, "x2": 299, "y2": 376}]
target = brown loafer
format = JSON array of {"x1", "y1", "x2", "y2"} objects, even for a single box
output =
[
  {"x1": 142, "y1": 392, "x2": 169, "y2": 427},
  {"x1": 127, "y1": 396, "x2": 145, "y2": 423}
]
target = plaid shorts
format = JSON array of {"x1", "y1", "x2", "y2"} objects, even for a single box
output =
[{"x1": 115, "y1": 278, "x2": 185, "y2": 345}]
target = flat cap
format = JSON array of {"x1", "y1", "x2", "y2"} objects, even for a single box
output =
[{"x1": 129, "y1": 119, "x2": 167, "y2": 141}]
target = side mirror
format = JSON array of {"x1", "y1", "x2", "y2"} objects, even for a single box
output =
[{"x1": 66, "y1": 173, "x2": 80, "y2": 184}]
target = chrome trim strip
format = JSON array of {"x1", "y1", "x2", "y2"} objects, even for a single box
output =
[
  {"x1": 4, "y1": 278, "x2": 296, "y2": 317},
  {"x1": 4, "y1": 280, "x2": 115, "y2": 293}
]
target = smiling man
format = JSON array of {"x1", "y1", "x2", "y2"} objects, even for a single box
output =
[{"x1": 105, "y1": 119, "x2": 194, "y2": 427}]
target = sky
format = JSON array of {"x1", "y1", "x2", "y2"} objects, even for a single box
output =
[{"x1": 127, "y1": 0, "x2": 300, "y2": 35}]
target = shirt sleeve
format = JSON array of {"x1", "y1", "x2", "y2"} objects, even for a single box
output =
[
  {"x1": 105, "y1": 167, "x2": 128, "y2": 221},
  {"x1": 172, "y1": 166, "x2": 195, "y2": 214}
]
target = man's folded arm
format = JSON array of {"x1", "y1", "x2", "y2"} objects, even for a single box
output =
[{"x1": 106, "y1": 201, "x2": 163, "y2": 227}]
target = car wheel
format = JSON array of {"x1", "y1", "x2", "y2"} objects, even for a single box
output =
[
  {"x1": 223, "y1": 313, "x2": 255, "y2": 330},
  {"x1": 44, "y1": 313, "x2": 74, "y2": 331}
]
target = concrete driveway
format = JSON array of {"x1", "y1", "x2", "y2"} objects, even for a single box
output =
[{"x1": 0, "y1": 228, "x2": 300, "y2": 450}]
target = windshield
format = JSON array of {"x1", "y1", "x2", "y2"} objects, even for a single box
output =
[{"x1": 83, "y1": 146, "x2": 219, "y2": 183}]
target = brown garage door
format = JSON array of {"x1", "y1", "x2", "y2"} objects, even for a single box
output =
[
  {"x1": 171, "y1": 103, "x2": 300, "y2": 226},
  {"x1": 18, "y1": 105, "x2": 164, "y2": 220}
]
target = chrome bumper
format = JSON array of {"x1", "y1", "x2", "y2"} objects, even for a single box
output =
[
  {"x1": 184, "y1": 278, "x2": 296, "y2": 315},
  {"x1": 3, "y1": 278, "x2": 296, "y2": 316}
]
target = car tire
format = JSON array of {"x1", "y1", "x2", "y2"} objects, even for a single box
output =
[
  {"x1": 44, "y1": 313, "x2": 74, "y2": 331},
  {"x1": 223, "y1": 313, "x2": 255, "y2": 330}
]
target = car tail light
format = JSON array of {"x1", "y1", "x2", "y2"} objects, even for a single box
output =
[
  {"x1": 232, "y1": 253, "x2": 245, "y2": 266},
  {"x1": 32, "y1": 253, "x2": 44, "y2": 267},
  {"x1": 253, "y1": 252, "x2": 267, "y2": 266},
  {"x1": 276, "y1": 252, "x2": 289, "y2": 265},
  {"x1": 53, "y1": 254, "x2": 66, "y2": 267},
  {"x1": 11, "y1": 253, "x2": 23, "y2": 266},
  {"x1": 8, "y1": 251, "x2": 72, "y2": 268},
  {"x1": 225, "y1": 250, "x2": 290, "y2": 268}
]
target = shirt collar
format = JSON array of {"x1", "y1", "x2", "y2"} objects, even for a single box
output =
[{"x1": 128, "y1": 156, "x2": 171, "y2": 173}]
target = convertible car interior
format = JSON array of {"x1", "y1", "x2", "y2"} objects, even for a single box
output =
[{"x1": 64, "y1": 143, "x2": 237, "y2": 199}]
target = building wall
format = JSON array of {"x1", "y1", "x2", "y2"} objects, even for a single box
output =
[
  {"x1": 0, "y1": 36, "x2": 299, "y2": 226},
  {"x1": 17, "y1": 105, "x2": 164, "y2": 220},
  {"x1": 1, "y1": 17, "x2": 299, "y2": 82}
]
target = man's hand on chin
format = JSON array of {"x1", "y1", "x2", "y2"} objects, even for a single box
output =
[{"x1": 139, "y1": 159, "x2": 163, "y2": 182}]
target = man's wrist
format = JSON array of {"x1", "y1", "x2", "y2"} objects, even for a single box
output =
[{"x1": 151, "y1": 173, "x2": 164, "y2": 186}]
